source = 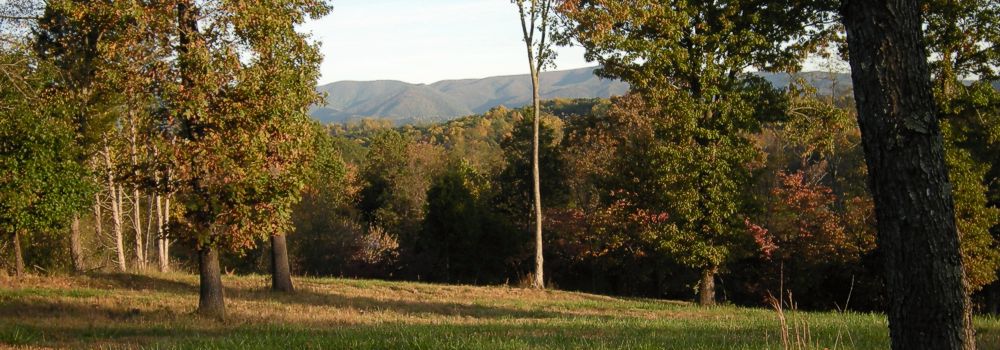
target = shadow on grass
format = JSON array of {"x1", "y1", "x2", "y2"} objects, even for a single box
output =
[
  {"x1": 230, "y1": 286, "x2": 568, "y2": 320},
  {"x1": 85, "y1": 273, "x2": 197, "y2": 296},
  {"x1": 79, "y1": 273, "x2": 566, "y2": 320}
]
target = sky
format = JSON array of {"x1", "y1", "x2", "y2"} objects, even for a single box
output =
[{"x1": 300, "y1": 0, "x2": 592, "y2": 85}]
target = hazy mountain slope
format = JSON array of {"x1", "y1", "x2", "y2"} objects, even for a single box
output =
[
  {"x1": 313, "y1": 67, "x2": 932, "y2": 125},
  {"x1": 312, "y1": 80, "x2": 472, "y2": 124},
  {"x1": 312, "y1": 66, "x2": 626, "y2": 124},
  {"x1": 431, "y1": 66, "x2": 628, "y2": 113}
]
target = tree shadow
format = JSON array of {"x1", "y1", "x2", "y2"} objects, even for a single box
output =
[
  {"x1": 75, "y1": 273, "x2": 570, "y2": 320},
  {"x1": 84, "y1": 273, "x2": 196, "y2": 295},
  {"x1": 228, "y1": 285, "x2": 568, "y2": 320}
]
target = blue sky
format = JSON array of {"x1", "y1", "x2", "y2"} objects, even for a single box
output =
[{"x1": 300, "y1": 0, "x2": 592, "y2": 85}]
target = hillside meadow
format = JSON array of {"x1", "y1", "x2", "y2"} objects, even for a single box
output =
[{"x1": 2, "y1": 273, "x2": 1000, "y2": 349}]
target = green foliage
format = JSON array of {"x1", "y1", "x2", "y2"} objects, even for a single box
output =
[
  {"x1": 496, "y1": 115, "x2": 569, "y2": 218},
  {"x1": 923, "y1": 0, "x2": 1000, "y2": 293},
  {"x1": 560, "y1": 0, "x2": 837, "y2": 95},
  {"x1": 358, "y1": 130, "x2": 446, "y2": 240},
  {"x1": 418, "y1": 160, "x2": 520, "y2": 283},
  {"x1": 944, "y1": 122, "x2": 1000, "y2": 293},
  {"x1": 289, "y1": 123, "x2": 369, "y2": 276},
  {"x1": 561, "y1": 1, "x2": 812, "y2": 282},
  {"x1": 154, "y1": 0, "x2": 331, "y2": 252},
  {"x1": 0, "y1": 49, "x2": 94, "y2": 268}
]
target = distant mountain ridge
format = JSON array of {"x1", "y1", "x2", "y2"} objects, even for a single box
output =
[
  {"x1": 311, "y1": 66, "x2": 629, "y2": 124},
  {"x1": 310, "y1": 67, "x2": 862, "y2": 124}
]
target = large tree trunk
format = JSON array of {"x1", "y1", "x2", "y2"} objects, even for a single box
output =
[
  {"x1": 841, "y1": 1, "x2": 972, "y2": 349},
  {"x1": 698, "y1": 265, "x2": 717, "y2": 306},
  {"x1": 270, "y1": 234, "x2": 294, "y2": 292},
  {"x1": 13, "y1": 230, "x2": 24, "y2": 277},
  {"x1": 197, "y1": 246, "x2": 225, "y2": 318},
  {"x1": 70, "y1": 214, "x2": 84, "y2": 273}
]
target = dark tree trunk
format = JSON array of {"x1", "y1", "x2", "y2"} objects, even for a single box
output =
[
  {"x1": 70, "y1": 214, "x2": 85, "y2": 274},
  {"x1": 270, "y1": 234, "x2": 294, "y2": 293},
  {"x1": 698, "y1": 266, "x2": 717, "y2": 306},
  {"x1": 841, "y1": 1, "x2": 972, "y2": 349},
  {"x1": 13, "y1": 230, "x2": 24, "y2": 277},
  {"x1": 197, "y1": 246, "x2": 225, "y2": 319}
]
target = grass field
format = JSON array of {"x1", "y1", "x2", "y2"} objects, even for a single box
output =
[{"x1": 1, "y1": 273, "x2": 999, "y2": 349}]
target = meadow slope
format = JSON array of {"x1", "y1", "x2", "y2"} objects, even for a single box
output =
[{"x1": 1, "y1": 273, "x2": 999, "y2": 349}]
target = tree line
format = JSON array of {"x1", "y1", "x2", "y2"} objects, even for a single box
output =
[{"x1": 1, "y1": 1, "x2": 997, "y2": 348}]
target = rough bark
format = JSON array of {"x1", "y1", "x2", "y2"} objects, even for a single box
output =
[
  {"x1": 197, "y1": 246, "x2": 225, "y2": 319},
  {"x1": 13, "y1": 230, "x2": 24, "y2": 277},
  {"x1": 270, "y1": 234, "x2": 294, "y2": 292},
  {"x1": 841, "y1": 1, "x2": 972, "y2": 349},
  {"x1": 698, "y1": 266, "x2": 717, "y2": 306},
  {"x1": 70, "y1": 214, "x2": 84, "y2": 273}
]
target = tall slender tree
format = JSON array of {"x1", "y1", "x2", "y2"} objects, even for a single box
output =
[
  {"x1": 840, "y1": 0, "x2": 973, "y2": 348},
  {"x1": 513, "y1": 0, "x2": 555, "y2": 289}
]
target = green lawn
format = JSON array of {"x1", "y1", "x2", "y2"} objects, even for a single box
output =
[{"x1": 1, "y1": 273, "x2": 997, "y2": 349}]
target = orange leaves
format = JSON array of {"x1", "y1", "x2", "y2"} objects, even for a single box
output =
[{"x1": 752, "y1": 170, "x2": 874, "y2": 265}]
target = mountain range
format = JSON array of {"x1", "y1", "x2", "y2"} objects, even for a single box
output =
[{"x1": 308, "y1": 66, "x2": 863, "y2": 124}]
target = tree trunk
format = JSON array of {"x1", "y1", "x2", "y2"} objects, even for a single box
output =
[
  {"x1": 70, "y1": 214, "x2": 84, "y2": 273},
  {"x1": 104, "y1": 144, "x2": 126, "y2": 272},
  {"x1": 162, "y1": 195, "x2": 171, "y2": 272},
  {"x1": 155, "y1": 194, "x2": 168, "y2": 273},
  {"x1": 698, "y1": 266, "x2": 717, "y2": 306},
  {"x1": 197, "y1": 246, "x2": 225, "y2": 319},
  {"x1": 129, "y1": 120, "x2": 145, "y2": 270},
  {"x1": 133, "y1": 186, "x2": 144, "y2": 270},
  {"x1": 93, "y1": 192, "x2": 103, "y2": 240},
  {"x1": 516, "y1": 1, "x2": 548, "y2": 290},
  {"x1": 841, "y1": 1, "x2": 972, "y2": 349},
  {"x1": 13, "y1": 230, "x2": 24, "y2": 277},
  {"x1": 145, "y1": 193, "x2": 155, "y2": 268},
  {"x1": 531, "y1": 73, "x2": 544, "y2": 290},
  {"x1": 112, "y1": 185, "x2": 126, "y2": 272},
  {"x1": 270, "y1": 234, "x2": 294, "y2": 292}
]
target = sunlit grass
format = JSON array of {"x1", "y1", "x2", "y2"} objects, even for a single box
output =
[{"x1": 0, "y1": 273, "x2": 997, "y2": 349}]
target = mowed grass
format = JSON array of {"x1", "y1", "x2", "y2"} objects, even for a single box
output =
[{"x1": 1, "y1": 274, "x2": 999, "y2": 349}]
